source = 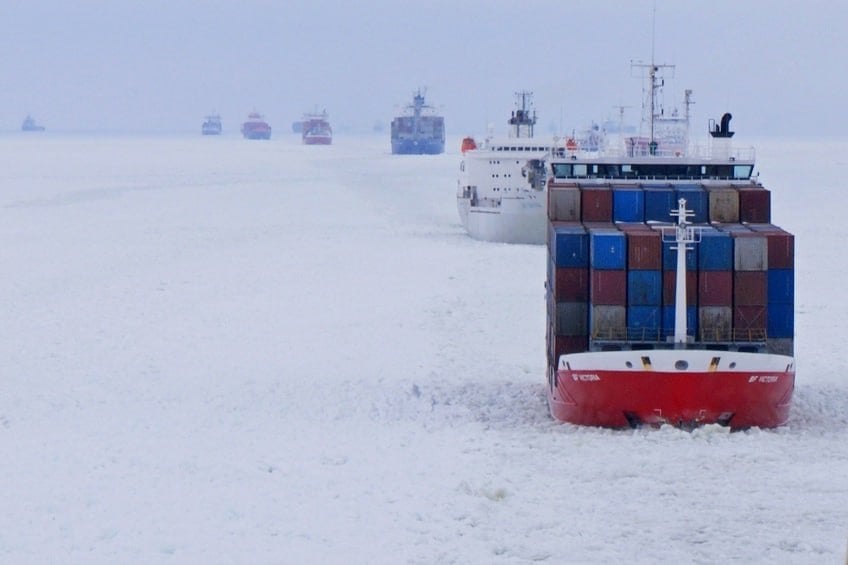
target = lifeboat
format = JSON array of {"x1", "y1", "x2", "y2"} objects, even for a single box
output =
[{"x1": 461, "y1": 136, "x2": 477, "y2": 153}]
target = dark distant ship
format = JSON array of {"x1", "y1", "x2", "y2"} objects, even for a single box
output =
[
  {"x1": 390, "y1": 89, "x2": 444, "y2": 155},
  {"x1": 21, "y1": 115, "x2": 45, "y2": 132},
  {"x1": 241, "y1": 111, "x2": 272, "y2": 140},
  {"x1": 301, "y1": 110, "x2": 332, "y2": 145},
  {"x1": 202, "y1": 114, "x2": 222, "y2": 135}
]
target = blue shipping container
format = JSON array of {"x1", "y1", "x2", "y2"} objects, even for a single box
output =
[
  {"x1": 627, "y1": 270, "x2": 662, "y2": 305},
  {"x1": 627, "y1": 305, "x2": 662, "y2": 332},
  {"x1": 590, "y1": 230, "x2": 626, "y2": 270},
  {"x1": 662, "y1": 305, "x2": 698, "y2": 336},
  {"x1": 768, "y1": 303, "x2": 794, "y2": 338},
  {"x1": 698, "y1": 231, "x2": 734, "y2": 271},
  {"x1": 612, "y1": 187, "x2": 645, "y2": 222},
  {"x1": 550, "y1": 224, "x2": 589, "y2": 268},
  {"x1": 675, "y1": 187, "x2": 708, "y2": 223},
  {"x1": 767, "y1": 269, "x2": 794, "y2": 304},
  {"x1": 643, "y1": 188, "x2": 677, "y2": 222}
]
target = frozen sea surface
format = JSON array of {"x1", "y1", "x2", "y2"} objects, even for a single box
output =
[{"x1": 0, "y1": 132, "x2": 846, "y2": 563}]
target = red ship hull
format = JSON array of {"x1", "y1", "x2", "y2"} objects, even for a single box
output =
[
  {"x1": 303, "y1": 134, "x2": 332, "y2": 145},
  {"x1": 548, "y1": 350, "x2": 794, "y2": 429}
]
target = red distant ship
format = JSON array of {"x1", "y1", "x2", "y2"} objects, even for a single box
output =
[
  {"x1": 301, "y1": 110, "x2": 332, "y2": 145},
  {"x1": 241, "y1": 111, "x2": 271, "y2": 140}
]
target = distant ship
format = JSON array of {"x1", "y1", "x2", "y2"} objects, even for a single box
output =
[
  {"x1": 241, "y1": 111, "x2": 271, "y2": 140},
  {"x1": 21, "y1": 115, "x2": 45, "y2": 132},
  {"x1": 390, "y1": 89, "x2": 444, "y2": 155},
  {"x1": 202, "y1": 114, "x2": 222, "y2": 135},
  {"x1": 301, "y1": 110, "x2": 332, "y2": 145}
]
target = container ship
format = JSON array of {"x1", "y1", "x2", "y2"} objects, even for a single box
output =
[
  {"x1": 390, "y1": 89, "x2": 445, "y2": 155},
  {"x1": 202, "y1": 114, "x2": 222, "y2": 135},
  {"x1": 241, "y1": 111, "x2": 272, "y2": 140},
  {"x1": 301, "y1": 109, "x2": 332, "y2": 145},
  {"x1": 543, "y1": 63, "x2": 795, "y2": 430},
  {"x1": 456, "y1": 91, "x2": 557, "y2": 244}
]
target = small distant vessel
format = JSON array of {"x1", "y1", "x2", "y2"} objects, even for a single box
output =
[
  {"x1": 21, "y1": 115, "x2": 45, "y2": 132},
  {"x1": 456, "y1": 91, "x2": 557, "y2": 244},
  {"x1": 391, "y1": 89, "x2": 445, "y2": 155},
  {"x1": 301, "y1": 110, "x2": 332, "y2": 145},
  {"x1": 202, "y1": 114, "x2": 222, "y2": 135},
  {"x1": 241, "y1": 111, "x2": 272, "y2": 140}
]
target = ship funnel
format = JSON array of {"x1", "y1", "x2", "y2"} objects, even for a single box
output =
[{"x1": 710, "y1": 112, "x2": 735, "y2": 138}]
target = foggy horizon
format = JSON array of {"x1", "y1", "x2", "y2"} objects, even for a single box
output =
[{"x1": 2, "y1": 0, "x2": 843, "y2": 138}]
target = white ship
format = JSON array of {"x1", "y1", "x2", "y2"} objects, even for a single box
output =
[{"x1": 456, "y1": 92, "x2": 557, "y2": 244}]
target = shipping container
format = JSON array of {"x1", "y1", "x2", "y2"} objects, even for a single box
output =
[
  {"x1": 591, "y1": 269, "x2": 627, "y2": 305},
  {"x1": 548, "y1": 185, "x2": 581, "y2": 221},
  {"x1": 707, "y1": 187, "x2": 740, "y2": 223},
  {"x1": 643, "y1": 187, "x2": 677, "y2": 222},
  {"x1": 738, "y1": 187, "x2": 771, "y2": 223},
  {"x1": 612, "y1": 186, "x2": 645, "y2": 222},
  {"x1": 590, "y1": 305, "x2": 626, "y2": 338},
  {"x1": 554, "y1": 302, "x2": 588, "y2": 336},
  {"x1": 699, "y1": 271, "x2": 733, "y2": 306},
  {"x1": 767, "y1": 269, "x2": 794, "y2": 304},
  {"x1": 730, "y1": 232, "x2": 768, "y2": 271},
  {"x1": 552, "y1": 266, "x2": 590, "y2": 302},
  {"x1": 627, "y1": 305, "x2": 662, "y2": 333},
  {"x1": 767, "y1": 303, "x2": 794, "y2": 338},
  {"x1": 626, "y1": 230, "x2": 662, "y2": 270},
  {"x1": 699, "y1": 306, "x2": 733, "y2": 341},
  {"x1": 747, "y1": 224, "x2": 795, "y2": 269},
  {"x1": 552, "y1": 335, "x2": 589, "y2": 356},
  {"x1": 733, "y1": 271, "x2": 767, "y2": 305},
  {"x1": 698, "y1": 230, "x2": 733, "y2": 271},
  {"x1": 589, "y1": 229, "x2": 626, "y2": 270},
  {"x1": 734, "y1": 305, "x2": 767, "y2": 334},
  {"x1": 627, "y1": 270, "x2": 662, "y2": 305},
  {"x1": 581, "y1": 187, "x2": 613, "y2": 222},
  {"x1": 766, "y1": 338, "x2": 794, "y2": 356},
  {"x1": 549, "y1": 222, "x2": 588, "y2": 267}
]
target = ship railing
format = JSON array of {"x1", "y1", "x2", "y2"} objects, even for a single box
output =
[
  {"x1": 591, "y1": 327, "x2": 767, "y2": 344},
  {"x1": 558, "y1": 143, "x2": 756, "y2": 162}
]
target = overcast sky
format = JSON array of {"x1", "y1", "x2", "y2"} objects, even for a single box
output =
[{"x1": 1, "y1": 0, "x2": 844, "y2": 136}]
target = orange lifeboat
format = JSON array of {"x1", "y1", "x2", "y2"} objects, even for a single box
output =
[
  {"x1": 565, "y1": 137, "x2": 578, "y2": 151},
  {"x1": 460, "y1": 136, "x2": 477, "y2": 153}
]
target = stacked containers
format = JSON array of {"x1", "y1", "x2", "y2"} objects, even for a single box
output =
[
  {"x1": 749, "y1": 223, "x2": 795, "y2": 354},
  {"x1": 589, "y1": 226, "x2": 627, "y2": 339},
  {"x1": 697, "y1": 227, "x2": 734, "y2": 341},
  {"x1": 623, "y1": 224, "x2": 662, "y2": 339},
  {"x1": 725, "y1": 224, "x2": 768, "y2": 341},
  {"x1": 547, "y1": 221, "x2": 589, "y2": 365},
  {"x1": 545, "y1": 176, "x2": 792, "y2": 369}
]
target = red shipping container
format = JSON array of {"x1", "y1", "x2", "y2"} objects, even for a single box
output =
[
  {"x1": 554, "y1": 267, "x2": 590, "y2": 302},
  {"x1": 663, "y1": 270, "x2": 697, "y2": 305},
  {"x1": 698, "y1": 271, "x2": 733, "y2": 306},
  {"x1": 591, "y1": 269, "x2": 627, "y2": 305},
  {"x1": 626, "y1": 231, "x2": 662, "y2": 270},
  {"x1": 738, "y1": 187, "x2": 771, "y2": 223},
  {"x1": 733, "y1": 271, "x2": 767, "y2": 306},
  {"x1": 581, "y1": 187, "x2": 612, "y2": 222},
  {"x1": 747, "y1": 225, "x2": 795, "y2": 269},
  {"x1": 734, "y1": 305, "x2": 767, "y2": 334},
  {"x1": 552, "y1": 336, "x2": 589, "y2": 358}
]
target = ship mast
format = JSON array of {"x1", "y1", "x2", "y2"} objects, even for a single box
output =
[
  {"x1": 508, "y1": 90, "x2": 536, "y2": 139},
  {"x1": 665, "y1": 199, "x2": 701, "y2": 345}
]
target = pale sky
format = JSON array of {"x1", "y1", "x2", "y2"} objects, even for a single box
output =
[{"x1": 1, "y1": 0, "x2": 843, "y2": 136}]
